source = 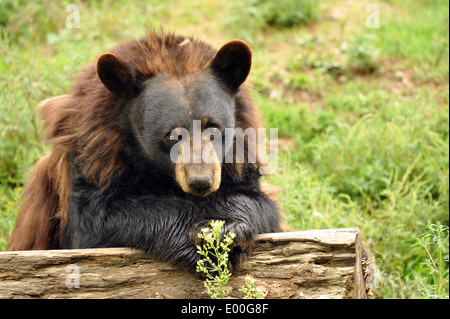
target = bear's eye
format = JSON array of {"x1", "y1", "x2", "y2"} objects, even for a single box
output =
[
  {"x1": 166, "y1": 127, "x2": 188, "y2": 144},
  {"x1": 205, "y1": 126, "x2": 221, "y2": 141},
  {"x1": 209, "y1": 127, "x2": 218, "y2": 141},
  {"x1": 167, "y1": 132, "x2": 183, "y2": 143}
]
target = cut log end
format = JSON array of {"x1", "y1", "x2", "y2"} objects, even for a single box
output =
[{"x1": 0, "y1": 228, "x2": 373, "y2": 299}]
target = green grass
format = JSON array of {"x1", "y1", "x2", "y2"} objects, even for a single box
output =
[
  {"x1": 413, "y1": 221, "x2": 449, "y2": 298},
  {"x1": 0, "y1": 0, "x2": 448, "y2": 298}
]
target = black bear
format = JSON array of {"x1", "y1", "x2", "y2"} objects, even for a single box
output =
[{"x1": 8, "y1": 31, "x2": 281, "y2": 270}]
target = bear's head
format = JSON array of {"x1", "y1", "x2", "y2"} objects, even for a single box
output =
[{"x1": 96, "y1": 39, "x2": 252, "y2": 196}]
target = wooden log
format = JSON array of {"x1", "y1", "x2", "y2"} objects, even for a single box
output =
[{"x1": 0, "y1": 228, "x2": 370, "y2": 299}]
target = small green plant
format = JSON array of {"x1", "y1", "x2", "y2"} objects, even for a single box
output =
[
  {"x1": 413, "y1": 221, "x2": 449, "y2": 299},
  {"x1": 256, "y1": 0, "x2": 319, "y2": 28},
  {"x1": 196, "y1": 220, "x2": 235, "y2": 299},
  {"x1": 344, "y1": 34, "x2": 380, "y2": 74},
  {"x1": 226, "y1": 0, "x2": 319, "y2": 41},
  {"x1": 196, "y1": 220, "x2": 268, "y2": 299},
  {"x1": 239, "y1": 275, "x2": 267, "y2": 299}
]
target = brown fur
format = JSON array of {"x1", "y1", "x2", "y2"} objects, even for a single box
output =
[{"x1": 7, "y1": 31, "x2": 279, "y2": 251}]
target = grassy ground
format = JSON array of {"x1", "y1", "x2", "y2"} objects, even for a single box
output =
[{"x1": 0, "y1": 0, "x2": 448, "y2": 298}]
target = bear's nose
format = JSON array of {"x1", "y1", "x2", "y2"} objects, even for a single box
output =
[{"x1": 188, "y1": 176, "x2": 213, "y2": 194}]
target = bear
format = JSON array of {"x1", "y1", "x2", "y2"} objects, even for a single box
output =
[{"x1": 7, "y1": 31, "x2": 281, "y2": 270}]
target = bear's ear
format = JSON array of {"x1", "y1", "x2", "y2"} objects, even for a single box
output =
[
  {"x1": 211, "y1": 40, "x2": 252, "y2": 93},
  {"x1": 97, "y1": 53, "x2": 140, "y2": 97}
]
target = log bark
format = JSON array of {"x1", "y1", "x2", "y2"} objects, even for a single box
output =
[{"x1": 0, "y1": 228, "x2": 370, "y2": 299}]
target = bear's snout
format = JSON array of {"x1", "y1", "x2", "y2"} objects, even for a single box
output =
[
  {"x1": 173, "y1": 137, "x2": 222, "y2": 197},
  {"x1": 188, "y1": 175, "x2": 213, "y2": 194},
  {"x1": 176, "y1": 161, "x2": 221, "y2": 197}
]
